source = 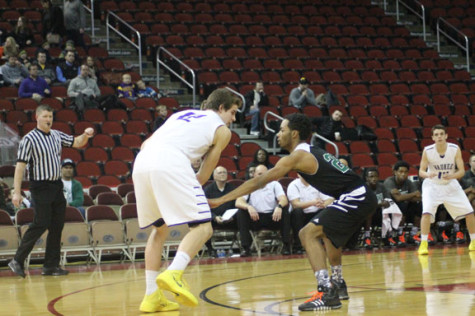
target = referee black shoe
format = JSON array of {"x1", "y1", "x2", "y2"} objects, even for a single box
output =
[
  {"x1": 8, "y1": 259, "x2": 26, "y2": 278},
  {"x1": 42, "y1": 267, "x2": 69, "y2": 276}
]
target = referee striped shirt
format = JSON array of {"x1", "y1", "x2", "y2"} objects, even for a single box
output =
[{"x1": 17, "y1": 128, "x2": 74, "y2": 181}]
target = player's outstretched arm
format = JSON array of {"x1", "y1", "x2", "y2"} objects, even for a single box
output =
[{"x1": 209, "y1": 151, "x2": 308, "y2": 208}]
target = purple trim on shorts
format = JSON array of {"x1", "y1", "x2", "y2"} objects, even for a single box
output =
[
  {"x1": 193, "y1": 186, "x2": 200, "y2": 189},
  {"x1": 168, "y1": 218, "x2": 211, "y2": 227},
  {"x1": 196, "y1": 194, "x2": 206, "y2": 197},
  {"x1": 197, "y1": 202, "x2": 208, "y2": 205},
  {"x1": 198, "y1": 210, "x2": 211, "y2": 214}
]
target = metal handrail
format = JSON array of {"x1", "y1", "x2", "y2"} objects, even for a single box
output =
[
  {"x1": 437, "y1": 18, "x2": 470, "y2": 72},
  {"x1": 396, "y1": 0, "x2": 426, "y2": 41},
  {"x1": 263, "y1": 111, "x2": 283, "y2": 154},
  {"x1": 106, "y1": 11, "x2": 142, "y2": 75},
  {"x1": 263, "y1": 112, "x2": 339, "y2": 157},
  {"x1": 310, "y1": 134, "x2": 339, "y2": 158},
  {"x1": 83, "y1": 0, "x2": 95, "y2": 41},
  {"x1": 156, "y1": 47, "x2": 196, "y2": 107},
  {"x1": 224, "y1": 86, "x2": 246, "y2": 113}
]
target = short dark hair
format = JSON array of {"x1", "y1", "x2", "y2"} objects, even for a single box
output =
[
  {"x1": 363, "y1": 167, "x2": 378, "y2": 181},
  {"x1": 28, "y1": 63, "x2": 38, "y2": 70},
  {"x1": 431, "y1": 124, "x2": 446, "y2": 135},
  {"x1": 393, "y1": 160, "x2": 410, "y2": 171},
  {"x1": 285, "y1": 113, "x2": 312, "y2": 141},
  {"x1": 36, "y1": 104, "x2": 53, "y2": 115}
]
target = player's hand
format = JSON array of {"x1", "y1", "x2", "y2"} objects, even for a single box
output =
[
  {"x1": 215, "y1": 216, "x2": 223, "y2": 224},
  {"x1": 427, "y1": 172, "x2": 438, "y2": 178},
  {"x1": 248, "y1": 206, "x2": 259, "y2": 221},
  {"x1": 272, "y1": 207, "x2": 282, "y2": 221}
]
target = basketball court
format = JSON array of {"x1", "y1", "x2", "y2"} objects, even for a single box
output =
[{"x1": 1, "y1": 246, "x2": 474, "y2": 315}]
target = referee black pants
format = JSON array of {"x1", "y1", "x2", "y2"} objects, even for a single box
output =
[{"x1": 15, "y1": 180, "x2": 66, "y2": 268}]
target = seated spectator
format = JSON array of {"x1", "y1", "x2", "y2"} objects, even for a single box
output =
[
  {"x1": 85, "y1": 56, "x2": 98, "y2": 81},
  {"x1": 0, "y1": 181, "x2": 15, "y2": 217},
  {"x1": 191, "y1": 157, "x2": 202, "y2": 174},
  {"x1": 67, "y1": 64, "x2": 100, "y2": 117},
  {"x1": 58, "y1": 40, "x2": 79, "y2": 60},
  {"x1": 364, "y1": 167, "x2": 403, "y2": 248},
  {"x1": 312, "y1": 109, "x2": 344, "y2": 149},
  {"x1": 288, "y1": 77, "x2": 319, "y2": 109},
  {"x1": 463, "y1": 154, "x2": 475, "y2": 183},
  {"x1": 12, "y1": 16, "x2": 34, "y2": 48},
  {"x1": 61, "y1": 159, "x2": 85, "y2": 217},
  {"x1": 35, "y1": 42, "x2": 53, "y2": 63},
  {"x1": 248, "y1": 148, "x2": 274, "y2": 169},
  {"x1": 117, "y1": 73, "x2": 136, "y2": 99},
  {"x1": 383, "y1": 161, "x2": 423, "y2": 244},
  {"x1": 56, "y1": 50, "x2": 79, "y2": 85},
  {"x1": 1, "y1": 55, "x2": 29, "y2": 86},
  {"x1": 245, "y1": 162, "x2": 258, "y2": 180},
  {"x1": 287, "y1": 174, "x2": 334, "y2": 253},
  {"x1": 18, "y1": 64, "x2": 51, "y2": 102},
  {"x1": 152, "y1": 105, "x2": 168, "y2": 132},
  {"x1": 1, "y1": 37, "x2": 20, "y2": 60},
  {"x1": 18, "y1": 50, "x2": 31, "y2": 68},
  {"x1": 244, "y1": 81, "x2": 268, "y2": 136},
  {"x1": 235, "y1": 164, "x2": 290, "y2": 256},
  {"x1": 36, "y1": 50, "x2": 56, "y2": 85},
  {"x1": 203, "y1": 166, "x2": 238, "y2": 257},
  {"x1": 41, "y1": 0, "x2": 65, "y2": 46},
  {"x1": 136, "y1": 79, "x2": 159, "y2": 99}
]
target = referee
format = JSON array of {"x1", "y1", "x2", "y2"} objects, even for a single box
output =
[{"x1": 8, "y1": 104, "x2": 94, "y2": 278}]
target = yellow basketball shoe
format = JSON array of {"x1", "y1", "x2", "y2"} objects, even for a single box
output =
[
  {"x1": 418, "y1": 241, "x2": 429, "y2": 255},
  {"x1": 156, "y1": 270, "x2": 198, "y2": 307},
  {"x1": 469, "y1": 240, "x2": 475, "y2": 252},
  {"x1": 139, "y1": 289, "x2": 179, "y2": 313}
]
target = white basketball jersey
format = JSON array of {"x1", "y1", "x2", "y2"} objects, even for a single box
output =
[
  {"x1": 146, "y1": 109, "x2": 224, "y2": 161},
  {"x1": 424, "y1": 143, "x2": 459, "y2": 184}
]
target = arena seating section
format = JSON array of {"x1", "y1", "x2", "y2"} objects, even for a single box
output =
[{"x1": 1, "y1": 0, "x2": 474, "y2": 187}]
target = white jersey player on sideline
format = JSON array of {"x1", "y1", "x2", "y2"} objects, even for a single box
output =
[
  {"x1": 418, "y1": 124, "x2": 475, "y2": 255},
  {"x1": 132, "y1": 88, "x2": 241, "y2": 313}
]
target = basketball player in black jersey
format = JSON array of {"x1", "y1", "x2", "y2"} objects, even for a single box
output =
[{"x1": 209, "y1": 113, "x2": 377, "y2": 311}]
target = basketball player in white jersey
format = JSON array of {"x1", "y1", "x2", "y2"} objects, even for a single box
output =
[
  {"x1": 418, "y1": 124, "x2": 475, "y2": 255},
  {"x1": 132, "y1": 89, "x2": 241, "y2": 312}
]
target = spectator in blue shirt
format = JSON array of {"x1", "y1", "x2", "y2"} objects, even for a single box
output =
[
  {"x1": 18, "y1": 63, "x2": 50, "y2": 102},
  {"x1": 136, "y1": 79, "x2": 160, "y2": 99}
]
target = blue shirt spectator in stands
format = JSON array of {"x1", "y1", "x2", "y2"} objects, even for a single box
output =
[
  {"x1": 136, "y1": 79, "x2": 160, "y2": 99},
  {"x1": 18, "y1": 63, "x2": 50, "y2": 102},
  {"x1": 56, "y1": 51, "x2": 79, "y2": 85}
]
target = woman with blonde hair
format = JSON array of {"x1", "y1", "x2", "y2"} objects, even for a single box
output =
[{"x1": 1, "y1": 37, "x2": 20, "y2": 60}]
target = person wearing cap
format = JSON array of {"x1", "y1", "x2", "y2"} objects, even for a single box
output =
[
  {"x1": 61, "y1": 158, "x2": 85, "y2": 218},
  {"x1": 7, "y1": 104, "x2": 94, "y2": 278},
  {"x1": 288, "y1": 77, "x2": 319, "y2": 109},
  {"x1": 59, "y1": 40, "x2": 78, "y2": 60}
]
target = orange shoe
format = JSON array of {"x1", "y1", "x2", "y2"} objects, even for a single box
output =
[
  {"x1": 428, "y1": 233, "x2": 435, "y2": 245},
  {"x1": 456, "y1": 231, "x2": 466, "y2": 244},
  {"x1": 441, "y1": 231, "x2": 451, "y2": 244}
]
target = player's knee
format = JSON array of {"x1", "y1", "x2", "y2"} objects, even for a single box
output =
[{"x1": 194, "y1": 221, "x2": 213, "y2": 240}]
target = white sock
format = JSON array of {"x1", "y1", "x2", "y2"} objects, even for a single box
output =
[
  {"x1": 470, "y1": 233, "x2": 475, "y2": 241},
  {"x1": 421, "y1": 234, "x2": 428, "y2": 242},
  {"x1": 168, "y1": 251, "x2": 191, "y2": 271},
  {"x1": 145, "y1": 270, "x2": 159, "y2": 295}
]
